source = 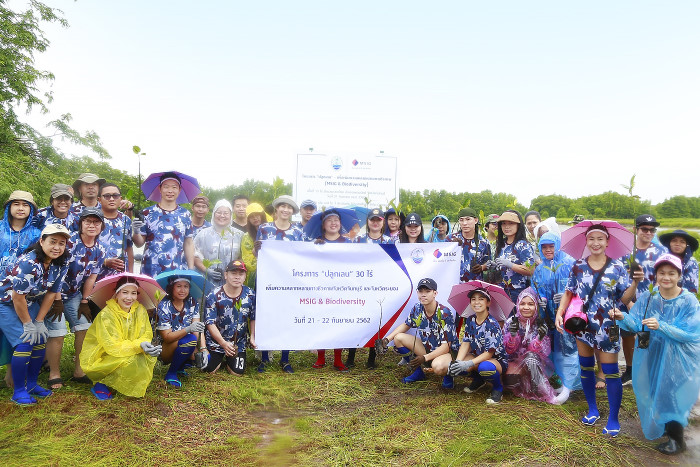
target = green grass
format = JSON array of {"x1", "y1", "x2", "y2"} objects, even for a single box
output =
[{"x1": 0, "y1": 342, "x2": 668, "y2": 466}]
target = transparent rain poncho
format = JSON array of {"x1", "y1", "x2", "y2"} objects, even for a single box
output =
[
  {"x1": 79, "y1": 298, "x2": 157, "y2": 397},
  {"x1": 194, "y1": 200, "x2": 243, "y2": 276},
  {"x1": 533, "y1": 217, "x2": 561, "y2": 244},
  {"x1": 531, "y1": 232, "x2": 581, "y2": 390},
  {"x1": 503, "y1": 287, "x2": 558, "y2": 404},
  {"x1": 619, "y1": 288, "x2": 700, "y2": 440}
]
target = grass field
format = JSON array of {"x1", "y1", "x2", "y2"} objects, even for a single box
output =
[{"x1": 0, "y1": 336, "x2": 686, "y2": 467}]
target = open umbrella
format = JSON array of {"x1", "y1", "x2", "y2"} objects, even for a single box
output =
[
  {"x1": 88, "y1": 272, "x2": 165, "y2": 309},
  {"x1": 303, "y1": 208, "x2": 360, "y2": 240},
  {"x1": 141, "y1": 171, "x2": 201, "y2": 204},
  {"x1": 346, "y1": 206, "x2": 371, "y2": 228},
  {"x1": 448, "y1": 280, "x2": 514, "y2": 322},
  {"x1": 560, "y1": 220, "x2": 633, "y2": 260},
  {"x1": 154, "y1": 269, "x2": 206, "y2": 300}
]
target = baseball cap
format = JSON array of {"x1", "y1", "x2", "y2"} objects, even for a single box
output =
[
  {"x1": 635, "y1": 214, "x2": 659, "y2": 228},
  {"x1": 405, "y1": 213, "x2": 421, "y2": 226},
  {"x1": 417, "y1": 278, "x2": 437, "y2": 291},
  {"x1": 79, "y1": 207, "x2": 104, "y2": 222},
  {"x1": 485, "y1": 214, "x2": 499, "y2": 225},
  {"x1": 498, "y1": 211, "x2": 520, "y2": 224},
  {"x1": 368, "y1": 208, "x2": 384, "y2": 220},
  {"x1": 50, "y1": 184, "x2": 73, "y2": 200},
  {"x1": 458, "y1": 207, "x2": 477, "y2": 219},
  {"x1": 225, "y1": 260, "x2": 247, "y2": 272},
  {"x1": 300, "y1": 199, "x2": 317, "y2": 210},
  {"x1": 654, "y1": 253, "x2": 682, "y2": 273},
  {"x1": 467, "y1": 288, "x2": 491, "y2": 301},
  {"x1": 41, "y1": 223, "x2": 71, "y2": 239}
]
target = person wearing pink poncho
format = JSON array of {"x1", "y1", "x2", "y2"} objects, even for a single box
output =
[{"x1": 503, "y1": 287, "x2": 560, "y2": 404}]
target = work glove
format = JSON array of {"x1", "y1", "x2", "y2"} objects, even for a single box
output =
[
  {"x1": 448, "y1": 359, "x2": 474, "y2": 376},
  {"x1": 140, "y1": 341, "x2": 162, "y2": 357},
  {"x1": 131, "y1": 219, "x2": 145, "y2": 235},
  {"x1": 20, "y1": 321, "x2": 39, "y2": 344},
  {"x1": 537, "y1": 297, "x2": 547, "y2": 310},
  {"x1": 186, "y1": 321, "x2": 206, "y2": 334},
  {"x1": 537, "y1": 322, "x2": 548, "y2": 340},
  {"x1": 47, "y1": 299, "x2": 64, "y2": 322},
  {"x1": 509, "y1": 319, "x2": 520, "y2": 337},
  {"x1": 34, "y1": 321, "x2": 49, "y2": 343},
  {"x1": 77, "y1": 301, "x2": 93, "y2": 322},
  {"x1": 552, "y1": 293, "x2": 563, "y2": 306},
  {"x1": 208, "y1": 269, "x2": 222, "y2": 282},
  {"x1": 409, "y1": 355, "x2": 426, "y2": 369},
  {"x1": 495, "y1": 257, "x2": 514, "y2": 269}
]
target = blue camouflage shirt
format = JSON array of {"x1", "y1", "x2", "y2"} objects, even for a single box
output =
[
  {"x1": 98, "y1": 212, "x2": 132, "y2": 280},
  {"x1": 205, "y1": 285, "x2": 256, "y2": 353},
  {"x1": 257, "y1": 222, "x2": 304, "y2": 242},
  {"x1": 404, "y1": 302, "x2": 457, "y2": 352},
  {"x1": 191, "y1": 220, "x2": 211, "y2": 239},
  {"x1": 496, "y1": 240, "x2": 535, "y2": 290},
  {"x1": 156, "y1": 296, "x2": 200, "y2": 332},
  {"x1": 33, "y1": 207, "x2": 78, "y2": 232},
  {"x1": 62, "y1": 232, "x2": 106, "y2": 297},
  {"x1": 354, "y1": 233, "x2": 395, "y2": 244},
  {"x1": 462, "y1": 313, "x2": 507, "y2": 368},
  {"x1": 0, "y1": 251, "x2": 68, "y2": 304},
  {"x1": 448, "y1": 232, "x2": 491, "y2": 282},
  {"x1": 138, "y1": 204, "x2": 195, "y2": 277},
  {"x1": 620, "y1": 243, "x2": 668, "y2": 298}
]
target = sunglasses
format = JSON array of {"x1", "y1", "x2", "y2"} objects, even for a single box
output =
[
  {"x1": 638, "y1": 227, "x2": 657, "y2": 233},
  {"x1": 101, "y1": 193, "x2": 121, "y2": 200}
]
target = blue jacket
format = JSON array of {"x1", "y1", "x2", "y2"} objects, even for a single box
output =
[
  {"x1": 0, "y1": 202, "x2": 41, "y2": 275},
  {"x1": 532, "y1": 232, "x2": 574, "y2": 321}
]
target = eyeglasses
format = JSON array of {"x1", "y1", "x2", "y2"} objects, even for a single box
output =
[
  {"x1": 638, "y1": 227, "x2": 657, "y2": 233},
  {"x1": 101, "y1": 193, "x2": 121, "y2": 200}
]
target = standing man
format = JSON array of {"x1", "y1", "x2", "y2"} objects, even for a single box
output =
[
  {"x1": 71, "y1": 173, "x2": 105, "y2": 217},
  {"x1": 299, "y1": 199, "x2": 317, "y2": 242},
  {"x1": 449, "y1": 208, "x2": 491, "y2": 283},
  {"x1": 97, "y1": 183, "x2": 134, "y2": 279},
  {"x1": 231, "y1": 195, "x2": 249, "y2": 233},
  {"x1": 484, "y1": 214, "x2": 499, "y2": 258},
  {"x1": 190, "y1": 195, "x2": 211, "y2": 238},
  {"x1": 619, "y1": 214, "x2": 668, "y2": 386}
]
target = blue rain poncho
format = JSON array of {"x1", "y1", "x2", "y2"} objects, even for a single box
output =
[
  {"x1": 619, "y1": 289, "x2": 700, "y2": 440},
  {"x1": 532, "y1": 232, "x2": 580, "y2": 390},
  {"x1": 425, "y1": 214, "x2": 451, "y2": 242},
  {"x1": 0, "y1": 202, "x2": 41, "y2": 274}
]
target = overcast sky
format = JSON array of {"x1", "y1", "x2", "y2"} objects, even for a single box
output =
[{"x1": 19, "y1": 1, "x2": 700, "y2": 206}]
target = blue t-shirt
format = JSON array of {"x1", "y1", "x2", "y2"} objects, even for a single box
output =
[
  {"x1": 98, "y1": 212, "x2": 133, "y2": 280},
  {"x1": 62, "y1": 232, "x2": 106, "y2": 297},
  {"x1": 33, "y1": 206, "x2": 78, "y2": 232},
  {"x1": 0, "y1": 251, "x2": 68, "y2": 304},
  {"x1": 496, "y1": 240, "x2": 535, "y2": 290},
  {"x1": 204, "y1": 285, "x2": 256, "y2": 353},
  {"x1": 138, "y1": 204, "x2": 195, "y2": 277},
  {"x1": 355, "y1": 233, "x2": 394, "y2": 244},
  {"x1": 156, "y1": 296, "x2": 200, "y2": 332},
  {"x1": 462, "y1": 314, "x2": 507, "y2": 368},
  {"x1": 620, "y1": 243, "x2": 668, "y2": 298},
  {"x1": 256, "y1": 222, "x2": 304, "y2": 242},
  {"x1": 449, "y1": 232, "x2": 491, "y2": 282},
  {"x1": 404, "y1": 302, "x2": 457, "y2": 352}
]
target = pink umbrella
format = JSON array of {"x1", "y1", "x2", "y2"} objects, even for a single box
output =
[
  {"x1": 448, "y1": 280, "x2": 514, "y2": 322},
  {"x1": 560, "y1": 220, "x2": 633, "y2": 260},
  {"x1": 88, "y1": 272, "x2": 165, "y2": 309}
]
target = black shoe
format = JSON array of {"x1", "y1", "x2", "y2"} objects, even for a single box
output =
[
  {"x1": 463, "y1": 377, "x2": 486, "y2": 393},
  {"x1": 365, "y1": 360, "x2": 377, "y2": 370},
  {"x1": 486, "y1": 389, "x2": 503, "y2": 404},
  {"x1": 344, "y1": 360, "x2": 355, "y2": 369},
  {"x1": 656, "y1": 438, "x2": 686, "y2": 455},
  {"x1": 621, "y1": 368, "x2": 632, "y2": 386}
]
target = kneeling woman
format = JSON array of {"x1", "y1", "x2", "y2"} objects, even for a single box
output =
[
  {"x1": 503, "y1": 288, "x2": 559, "y2": 404},
  {"x1": 0, "y1": 224, "x2": 70, "y2": 405},
  {"x1": 611, "y1": 254, "x2": 700, "y2": 455},
  {"x1": 156, "y1": 276, "x2": 205, "y2": 387},
  {"x1": 203, "y1": 260, "x2": 256, "y2": 375},
  {"x1": 80, "y1": 276, "x2": 162, "y2": 400}
]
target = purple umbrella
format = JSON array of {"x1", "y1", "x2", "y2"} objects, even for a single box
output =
[
  {"x1": 560, "y1": 220, "x2": 633, "y2": 260},
  {"x1": 141, "y1": 171, "x2": 201, "y2": 204}
]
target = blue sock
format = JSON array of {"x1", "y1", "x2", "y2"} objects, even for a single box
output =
[
  {"x1": 396, "y1": 346, "x2": 410, "y2": 355},
  {"x1": 579, "y1": 355, "x2": 599, "y2": 420},
  {"x1": 166, "y1": 334, "x2": 197, "y2": 380},
  {"x1": 11, "y1": 342, "x2": 32, "y2": 397},
  {"x1": 402, "y1": 366, "x2": 425, "y2": 383},
  {"x1": 26, "y1": 341, "x2": 47, "y2": 390},
  {"x1": 261, "y1": 351, "x2": 271, "y2": 363},
  {"x1": 602, "y1": 362, "x2": 622, "y2": 434},
  {"x1": 478, "y1": 361, "x2": 502, "y2": 392},
  {"x1": 280, "y1": 350, "x2": 290, "y2": 364}
]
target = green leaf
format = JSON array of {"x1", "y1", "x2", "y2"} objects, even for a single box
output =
[{"x1": 132, "y1": 146, "x2": 141, "y2": 154}]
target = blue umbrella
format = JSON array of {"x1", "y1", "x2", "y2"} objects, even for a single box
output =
[
  {"x1": 346, "y1": 206, "x2": 371, "y2": 228},
  {"x1": 303, "y1": 208, "x2": 360, "y2": 240},
  {"x1": 141, "y1": 170, "x2": 201, "y2": 204},
  {"x1": 154, "y1": 269, "x2": 206, "y2": 300}
]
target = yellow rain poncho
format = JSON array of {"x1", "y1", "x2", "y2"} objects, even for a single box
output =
[{"x1": 80, "y1": 298, "x2": 157, "y2": 397}]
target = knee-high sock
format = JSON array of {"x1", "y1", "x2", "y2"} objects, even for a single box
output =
[
  {"x1": 166, "y1": 334, "x2": 197, "y2": 379},
  {"x1": 345, "y1": 348, "x2": 356, "y2": 365},
  {"x1": 602, "y1": 362, "x2": 622, "y2": 431},
  {"x1": 280, "y1": 350, "x2": 290, "y2": 363},
  {"x1": 579, "y1": 355, "x2": 598, "y2": 416},
  {"x1": 395, "y1": 346, "x2": 410, "y2": 355},
  {"x1": 26, "y1": 341, "x2": 47, "y2": 389},
  {"x1": 333, "y1": 349, "x2": 343, "y2": 366},
  {"x1": 261, "y1": 350, "x2": 271, "y2": 363},
  {"x1": 11, "y1": 342, "x2": 32, "y2": 393},
  {"x1": 478, "y1": 361, "x2": 502, "y2": 391},
  {"x1": 315, "y1": 350, "x2": 326, "y2": 365}
]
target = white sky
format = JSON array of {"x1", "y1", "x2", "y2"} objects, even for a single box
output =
[{"x1": 18, "y1": 0, "x2": 700, "y2": 206}]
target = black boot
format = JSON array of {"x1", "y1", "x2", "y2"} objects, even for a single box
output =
[
  {"x1": 345, "y1": 348, "x2": 356, "y2": 368},
  {"x1": 656, "y1": 421, "x2": 686, "y2": 455},
  {"x1": 366, "y1": 347, "x2": 377, "y2": 369}
]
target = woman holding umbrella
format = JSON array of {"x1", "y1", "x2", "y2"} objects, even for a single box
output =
[
  {"x1": 155, "y1": 271, "x2": 206, "y2": 388},
  {"x1": 0, "y1": 224, "x2": 70, "y2": 405},
  {"x1": 493, "y1": 210, "x2": 535, "y2": 305},
  {"x1": 81, "y1": 274, "x2": 163, "y2": 400},
  {"x1": 132, "y1": 171, "x2": 196, "y2": 277},
  {"x1": 554, "y1": 222, "x2": 638, "y2": 437},
  {"x1": 659, "y1": 230, "x2": 699, "y2": 294}
]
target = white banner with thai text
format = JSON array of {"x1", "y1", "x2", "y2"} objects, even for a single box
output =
[{"x1": 256, "y1": 241, "x2": 459, "y2": 350}]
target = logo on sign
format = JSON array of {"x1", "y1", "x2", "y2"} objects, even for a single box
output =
[
  {"x1": 411, "y1": 248, "x2": 425, "y2": 264},
  {"x1": 331, "y1": 157, "x2": 342, "y2": 170},
  {"x1": 433, "y1": 249, "x2": 442, "y2": 258},
  {"x1": 352, "y1": 159, "x2": 359, "y2": 166}
]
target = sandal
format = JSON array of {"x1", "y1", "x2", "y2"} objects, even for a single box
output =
[
  {"x1": 28, "y1": 384, "x2": 53, "y2": 398},
  {"x1": 48, "y1": 377, "x2": 64, "y2": 390},
  {"x1": 70, "y1": 375, "x2": 92, "y2": 385},
  {"x1": 91, "y1": 385, "x2": 114, "y2": 401},
  {"x1": 11, "y1": 391, "x2": 37, "y2": 406},
  {"x1": 281, "y1": 363, "x2": 294, "y2": 374},
  {"x1": 165, "y1": 377, "x2": 182, "y2": 388},
  {"x1": 312, "y1": 361, "x2": 325, "y2": 369}
]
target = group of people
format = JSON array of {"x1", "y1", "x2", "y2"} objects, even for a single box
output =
[{"x1": 1, "y1": 171, "x2": 699, "y2": 455}]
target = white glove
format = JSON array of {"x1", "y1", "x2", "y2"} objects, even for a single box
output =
[
  {"x1": 34, "y1": 320, "x2": 49, "y2": 343},
  {"x1": 208, "y1": 269, "x2": 222, "y2": 282},
  {"x1": 553, "y1": 293, "x2": 563, "y2": 305},
  {"x1": 538, "y1": 298, "x2": 547, "y2": 309},
  {"x1": 140, "y1": 341, "x2": 162, "y2": 357},
  {"x1": 131, "y1": 219, "x2": 145, "y2": 235},
  {"x1": 448, "y1": 359, "x2": 475, "y2": 376},
  {"x1": 20, "y1": 321, "x2": 37, "y2": 344},
  {"x1": 186, "y1": 321, "x2": 205, "y2": 334},
  {"x1": 495, "y1": 257, "x2": 514, "y2": 269}
]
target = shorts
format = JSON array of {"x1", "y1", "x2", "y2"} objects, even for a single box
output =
[
  {"x1": 45, "y1": 292, "x2": 91, "y2": 337},
  {"x1": 0, "y1": 300, "x2": 41, "y2": 348},
  {"x1": 204, "y1": 350, "x2": 247, "y2": 375}
]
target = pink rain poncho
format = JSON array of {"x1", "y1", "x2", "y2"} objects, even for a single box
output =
[
  {"x1": 503, "y1": 287, "x2": 558, "y2": 404},
  {"x1": 619, "y1": 288, "x2": 700, "y2": 440}
]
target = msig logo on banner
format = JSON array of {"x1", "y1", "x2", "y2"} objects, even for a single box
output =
[{"x1": 256, "y1": 241, "x2": 460, "y2": 350}]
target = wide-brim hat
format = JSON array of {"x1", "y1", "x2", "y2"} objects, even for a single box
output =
[
  {"x1": 72, "y1": 173, "x2": 105, "y2": 192},
  {"x1": 271, "y1": 195, "x2": 299, "y2": 214},
  {"x1": 498, "y1": 211, "x2": 520, "y2": 224},
  {"x1": 5, "y1": 190, "x2": 37, "y2": 210},
  {"x1": 659, "y1": 229, "x2": 699, "y2": 253}
]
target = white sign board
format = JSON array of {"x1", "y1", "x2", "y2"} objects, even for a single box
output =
[{"x1": 294, "y1": 153, "x2": 398, "y2": 208}]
